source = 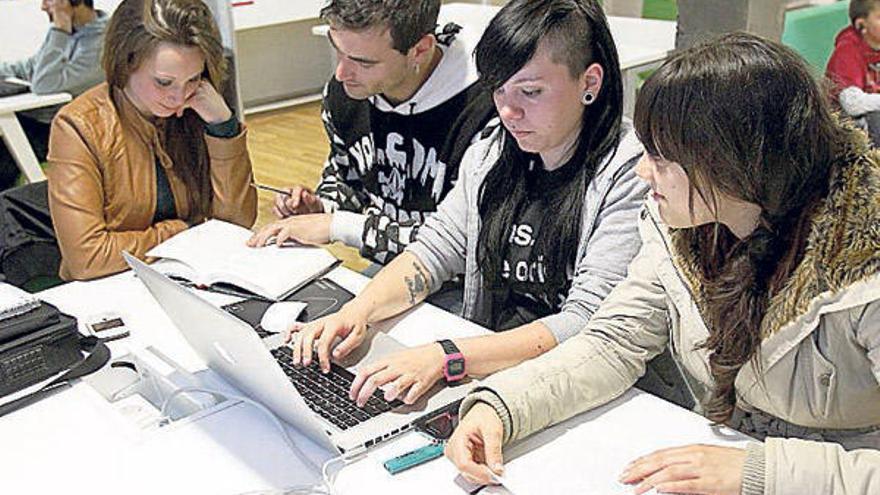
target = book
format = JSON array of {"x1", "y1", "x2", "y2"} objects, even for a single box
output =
[
  {"x1": 145, "y1": 219, "x2": 340, "y2": 301},
  {"x1": 0, "y1": 282, "x2": 40, "y2": 321}
]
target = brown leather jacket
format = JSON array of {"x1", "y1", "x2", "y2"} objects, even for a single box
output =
[{"x1": 46, "y1": 83, "x2": 257, "y2": 281}]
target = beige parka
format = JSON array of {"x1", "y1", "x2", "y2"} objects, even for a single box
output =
[{"x1": 463, "y1": 128, "x2": 880, "y2": 495}]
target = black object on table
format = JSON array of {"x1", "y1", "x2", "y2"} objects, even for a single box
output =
[{"x1": 222, "y1": 277, "x2": 355, "y2": 337}]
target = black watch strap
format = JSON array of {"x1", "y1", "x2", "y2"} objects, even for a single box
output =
[{"x1": 438, "y1": 339, "x2": 460, "y2": 355}]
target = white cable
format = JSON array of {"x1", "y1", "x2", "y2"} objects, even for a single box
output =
[
  {"x1": 159, "y1": 387, "x2": 322, "y2": 474},
  {"x1": 321, "y1": 455, "x2": 351, "y2": 495}
]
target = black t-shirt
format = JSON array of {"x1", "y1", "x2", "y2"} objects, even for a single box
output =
[
  {"x1": 152, "y1": 158, "x2": 177, "y2": 223},
  {"x1": 490, "y1": 160, "x2": 579, "y2": 331}
]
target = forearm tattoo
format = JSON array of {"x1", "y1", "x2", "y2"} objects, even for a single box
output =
[{"x1": 404, "y1": 261, "x2": 430, "y2": 306}]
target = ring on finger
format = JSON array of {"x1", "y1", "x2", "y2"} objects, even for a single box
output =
[{"x1": 289, "y1": 331, "x2": 305, "y2": 350}]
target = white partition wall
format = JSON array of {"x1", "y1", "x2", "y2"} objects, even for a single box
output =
[
  {"x1": 0, "y1": 0, "x2": 53, "y2": 60},
  {"x1": 0, "y1": 0, "x2": 121, "y2": 61},
  {"x1": 231, "y1": 0, "x2": 332, "y2": 112},
  {"x1": 1, "y1": 0, "x2": 241, "y2": 115},
  {"x1": 204, "y1": 0, "x2": 243, "y2": 117}
]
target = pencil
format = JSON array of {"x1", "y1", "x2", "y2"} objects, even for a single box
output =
[{"x1": 251, "y1": 181, "x2": 291, "y2": 196}]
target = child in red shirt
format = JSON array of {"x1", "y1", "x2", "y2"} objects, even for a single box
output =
[{"x1": 826, "y1": 0, "x2": 880, "y2": 144}]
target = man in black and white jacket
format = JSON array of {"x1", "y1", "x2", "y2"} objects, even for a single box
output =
[{"x1": 250, "y1": 0, "x2": 495, "y2": 265}]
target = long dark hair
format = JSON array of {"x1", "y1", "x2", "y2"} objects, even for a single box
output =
[
  {"x1": 474, "y1": 0, "x2": 623, "y2": 295},
  {"x1": 634, "y1": 32, "x2": 850, "y2": 422},
  {"x1": 104, "y1": 0, "x2": 227, "y2": 222}
]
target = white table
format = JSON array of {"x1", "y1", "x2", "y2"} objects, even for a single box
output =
[
  {"x1": 0, "y1": 266, "x2": 488, "y2": 494},
  {"x1": 0, "y1": 91, "x2": 70, "y2": 182},
  {"x1": 0, "y1": 264, "x2": 747, "y2": 494},
  {"x1": 313, "y1": 3, "x2": 677, "y2": 117}
]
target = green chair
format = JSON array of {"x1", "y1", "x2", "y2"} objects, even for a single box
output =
[
  {"x1": 600, "y1": 0, "x2": 677, "y2": 20},
  {"x1": 782, "y1": 1, "x2": 850, "y2": 72},
  {"x1": 642, "y1": 0, "x2": 677, "y2": 21},
  {"x1": 635, "y1": 1, "x2": 678, "y2": 88}
]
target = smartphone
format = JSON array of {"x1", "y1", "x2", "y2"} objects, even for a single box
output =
[{"x1": 415, "y1": 398, "x2": 462, "y2": 441}]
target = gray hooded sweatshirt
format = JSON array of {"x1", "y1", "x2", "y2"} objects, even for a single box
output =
[{"x1": 0, "y1": 10, "x2": 108, "y2": 123}]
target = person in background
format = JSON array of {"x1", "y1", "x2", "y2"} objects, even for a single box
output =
[
  {"x1": 285, "y1": 0, "x2": 646, "y2": 410},
  {"x1": 248, "y1": 0, "x2": 495, "y2": 269},
  {"x1": 446, "y1": 32, "x2": 880, "y2": 495},
  {"x1": 827, "y1": 0, "x2": 880, "y2": 145},
  {"x1": 0, "y1": 0, "x2": 108, "y2": 190},
  {"x1": 46, "y1": 0, "x2": 256, "y2": 281}
]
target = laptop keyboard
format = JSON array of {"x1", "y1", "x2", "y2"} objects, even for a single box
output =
[{"x1": 271, "y1": 346, "x2": 404, "y2": 430}]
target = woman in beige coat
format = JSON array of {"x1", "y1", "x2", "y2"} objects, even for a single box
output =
[{"x1": 446, "y1": 33, "x2": 880, "y2": 495}]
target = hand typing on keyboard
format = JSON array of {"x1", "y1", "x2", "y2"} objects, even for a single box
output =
[
  {"x1": 271, "y1": 346, "x2": 403, "y2": 431},
  {"x1": 283, "y1": 306, "x2": 370, "y2": 374},
  {"x1": 348, "y1": 343, "x2": 446, "y2": 407}
]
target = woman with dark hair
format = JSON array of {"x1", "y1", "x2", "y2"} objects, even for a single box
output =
[
  {"x1": 285, "y1": 0, "x2": 645, "y2": 407},
  {"x1": 46, "y1": 0, "x2": 256, "y2": 280},
  {"x1": 446, "y1": 32, "x2": 880, "y2": 494}
]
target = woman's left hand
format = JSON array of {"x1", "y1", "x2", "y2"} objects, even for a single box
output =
[
  {"x1": 181, "y1": 80, "x2": 232, "y2": 124},
  {"x1": 619, "y1": 444, "x2": 747, "y2": 495},
  {"x1": 349, "y1": 343, "x2": 446, "y2": 407}
]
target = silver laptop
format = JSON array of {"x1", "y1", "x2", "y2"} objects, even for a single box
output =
[{"x1": 123, "y1": 252, "x2": 467, "y2": 454}]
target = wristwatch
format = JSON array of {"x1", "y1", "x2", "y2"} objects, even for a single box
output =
[{"x1": 438, "y1": 339, "x2": 466, "y2": 385}]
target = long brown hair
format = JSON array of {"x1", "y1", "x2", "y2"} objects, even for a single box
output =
[
  {"x1": 103, "y1": 0, "x2": 227, "y2": 222},
  {"x1": 634, "y1": 33, "x2": 850, "y2": 422}
]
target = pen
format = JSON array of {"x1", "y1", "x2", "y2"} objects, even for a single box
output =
[
  {"x1": 251, "y1": 181, "x2": 291, "y2": 196},
  {"x1": 169, "y1": 276, "x2": 273, "y2": 302}
]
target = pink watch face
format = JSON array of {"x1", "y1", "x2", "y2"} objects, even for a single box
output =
[{"x1": 443, "y1": 352, "x2": 466, "y2": 381}]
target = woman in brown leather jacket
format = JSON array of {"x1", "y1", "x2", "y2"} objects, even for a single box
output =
[{"x1": 46, "y1": 0, "x2": 256, "y2": 281}]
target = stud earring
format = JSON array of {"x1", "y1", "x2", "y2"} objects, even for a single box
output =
[{"x1": 582, "y1": 91, "x2": 596, "y2": 105}]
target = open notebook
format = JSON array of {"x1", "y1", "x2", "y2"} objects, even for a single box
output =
[{"x1": 145, "y1": 219, "x2": 340, "y2": 301}]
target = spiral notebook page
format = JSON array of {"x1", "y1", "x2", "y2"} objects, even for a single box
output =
[{"x1": 0, "y1": 282, "x2": 39, "y2": 320}]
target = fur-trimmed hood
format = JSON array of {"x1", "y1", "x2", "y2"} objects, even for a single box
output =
[{"x1": 668, "y1": 124, "x2": 880, "y2": 339}]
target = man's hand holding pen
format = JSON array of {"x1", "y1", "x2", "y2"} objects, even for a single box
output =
[{"x1": 252, "y1": 182, "x2": 325, "y2": 218}]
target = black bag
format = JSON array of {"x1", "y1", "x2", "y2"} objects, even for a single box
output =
[
  {"x1": 0, "y1": 181, "x2": 61, "y2": 289},
  {"x1": 0, "y1": 302, "x2": 109, "y2": 416}
]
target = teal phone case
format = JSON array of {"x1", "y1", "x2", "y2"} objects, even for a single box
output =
[{"x1": 383, "y1": 442, "x2": 445, "y2": 475}]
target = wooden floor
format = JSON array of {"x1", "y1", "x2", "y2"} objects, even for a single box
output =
[{"x1": 245, "y1": 102, "x2": 370, "y2": 272}]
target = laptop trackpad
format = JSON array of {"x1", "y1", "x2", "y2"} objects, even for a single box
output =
[{"x1": 339, "y1": 332, "x2": 406, "y2": 372}]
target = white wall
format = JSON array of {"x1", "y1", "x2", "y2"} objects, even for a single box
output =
[
  {"x1": 0, "y1": 0, "x2": 224, "y2": 58},
  {"x1": 235, "y1": 20, "x2": 332, "y2": 108}
]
